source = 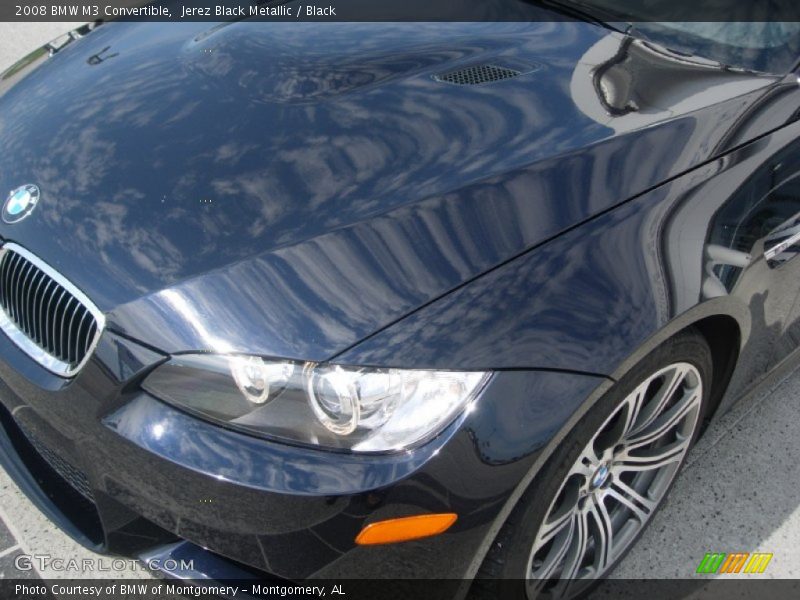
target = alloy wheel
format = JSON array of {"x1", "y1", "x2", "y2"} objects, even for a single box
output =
[{"x1": 526, "y1": 362, "x2": 703, "y2": 599}]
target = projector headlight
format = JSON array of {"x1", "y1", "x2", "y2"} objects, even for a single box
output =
[{"x1": 142, "y1": 354, "x2": 490, "y2": 452}]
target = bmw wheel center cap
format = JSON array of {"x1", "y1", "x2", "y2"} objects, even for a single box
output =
[
  {"x1": 591, "y1": 464, "x2": 610, "y2": 489},
  {"x1": 3, "y1": 184, "x2": 40, "y2": 223}
]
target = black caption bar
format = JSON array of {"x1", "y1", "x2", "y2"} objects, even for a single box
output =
[
  {"x1": 5, "y1": 579, "x2": 800, "y2": 600},
  {"x1": 2, "y1": 0, "x2": 800, "y2": 22}
]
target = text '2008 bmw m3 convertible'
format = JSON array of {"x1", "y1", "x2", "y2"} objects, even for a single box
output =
[{"x1": 1, "y1": 2, "x2": 800, "y2": 598}]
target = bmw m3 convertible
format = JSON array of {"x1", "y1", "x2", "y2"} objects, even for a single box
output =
[{"x1": 1, "y1": 2, "x2": 800, "y2": 597}]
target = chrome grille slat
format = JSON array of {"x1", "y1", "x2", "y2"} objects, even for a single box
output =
[
  {"x1": 5, "y1": 253, "x2": 15, "y2": 317},
  {"x1": 20, "y1": 262, "x2": 37, "y2": 336},
  {"x1": 2, "y1": 253, "x2": 12, "y2": 315},
  {"x1": 33, "y1": 271, "x2": 47, "y2": 339},
  {"x1": 51, "y1": 288, "x2": 66, "y2": 358},
  {"x1": 43, "y1": 278, "x2": 59, "y2": 352},
  {"x1": 17, "y1": 261, "x2": 30, "y2": 329},
  {"x1": 85, "y1": 321, "x2": 96, "y2": 356},
  {"x1": 34, "y1": 277, "x2": 53, "y2": 347},
  {"x1": 22, "y1": 266, "x2": 35, "y2": 339},
  {"x1": 65, "y1": 298, "x2": 80, "y2": 364},
  {"x1": 57, "y1": 296, "x2": 69, "y2": 359},
  {"x1": 0, "y1": 244, "x2": 104, "y2": 377},
  {"x1": 4, "y1": 253, "x2": 18, "y2": 317},
  {"x1": 37, "y1": 272, "x2": 51, "y2": 344},
  {"x1": 75, "y1": 309, "x2": 91, "y2": 363},
  {"x1": 10, "y1": 254, "x2": 25, "y2": 322},
  {"x1": 30, "y1": 270, "x2": 44, "y2": 343},
  {"x1": 0, "y1": 253, "x2": 12, "y2": 315},
  {"x1": 17, "y1": 258, "x2": 30, "y2": 327}
]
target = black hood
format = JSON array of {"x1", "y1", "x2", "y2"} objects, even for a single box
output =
[{"x1": 0, "y1": 20, "x2": 784, "y2": 360}]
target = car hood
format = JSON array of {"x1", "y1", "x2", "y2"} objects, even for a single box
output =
[{"x1": 0, "y1": 19, "x2": 787, "y2": 361}]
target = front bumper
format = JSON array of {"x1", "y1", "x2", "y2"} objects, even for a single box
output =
[{"x1": 0, "y1": 329, "x2": 606, "y2": 581}]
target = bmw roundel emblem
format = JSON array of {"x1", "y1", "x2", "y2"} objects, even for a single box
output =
[{"x1": 3, "y1": 184, "x2": 40, "y2": 224}]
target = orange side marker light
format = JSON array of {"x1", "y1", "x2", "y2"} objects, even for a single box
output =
[{"x1": 355, "y1": 513, "x2": 458, "y2": 545}]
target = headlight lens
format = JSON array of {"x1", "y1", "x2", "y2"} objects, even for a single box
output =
[{"x1": 142, "y1": 354, "x2": 490, "y2": 452}]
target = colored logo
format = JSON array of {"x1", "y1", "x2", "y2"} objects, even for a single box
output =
[
  {"x1": 3, "y1": 184, "x2": 40, "y2": 223},
  {"x1": 696, "y1": 552, "x2": 773, "y2": 574}
]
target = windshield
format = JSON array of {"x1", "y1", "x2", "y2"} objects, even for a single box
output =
[
  {"x1": 632, "y1": 21, "x2": 800, "y2": 73},
  {"x1": 550, "y1": 1, "x2": 800, "y2": 73}
]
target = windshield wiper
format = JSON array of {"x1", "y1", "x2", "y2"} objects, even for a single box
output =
[{"x1": 529, "y1": 0, "x2": 633, "y2": 35}]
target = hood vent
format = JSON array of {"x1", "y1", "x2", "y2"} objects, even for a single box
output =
[{"x1": 434, "y1": 64, "x2": 523, "y2": 86}]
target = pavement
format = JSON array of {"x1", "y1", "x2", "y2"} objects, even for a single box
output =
[
  {"x1": 0, "y1": 23, "x2": 75, "y2": 66},
  {"x1": 0, "y1": 21, "x2": 798, "y2": 584}
]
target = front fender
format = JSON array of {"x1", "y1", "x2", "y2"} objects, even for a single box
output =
[{"x1": 337, "y1": 119, "x2": 800, "y2": 403}]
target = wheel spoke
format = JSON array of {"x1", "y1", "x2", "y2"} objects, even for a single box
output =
[
  {"x1": 586, "y1": 495, "x2": 614, "y2": 572},
  {"x1": 538, "y1": 502, "x2": 577, "y2": 546},
  {"x1": 532, "y1": 517, "x2": 575, "y2": 582},
  {"x1": 614, "y1": 438, "x2": 689, "y2": 473},
  {"x1": 632, "y1": 364, "x2": 689, "y2": 435},
  {"x1": 606, "y1": 480, "x2": 656, "y2": 522},
  {"x1": 619, "y1": 381, "x2": 648, "y2": 440},
  {"x1": 561, "y1": 510, "x2": 589, "y2": 581},
  {"x1": 625, "y1": 388, "x2": 700, "y2": 451}
]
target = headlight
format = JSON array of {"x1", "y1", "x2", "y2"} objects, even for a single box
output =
[{"x1": 142, "y1": 354, "x2": 490, "y2": 453}]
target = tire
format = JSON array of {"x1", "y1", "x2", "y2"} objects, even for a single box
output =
[{"x1": 472, "y1": 330, "x2": 713, "y2": 600}]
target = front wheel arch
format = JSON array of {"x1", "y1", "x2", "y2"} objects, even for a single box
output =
[
  {"x1": 463, "y1": 308, "x2": 743, "y2": 584},
  {"x1": 472, "y1": 328, "x2": 713, "y2": 598}
]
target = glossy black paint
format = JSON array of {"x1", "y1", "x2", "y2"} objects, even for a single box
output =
[
  {"x1": 0, "y1": 21, "x2": 790, "y2": 361},
  {"x1": 0, "y1": 16, "x2": 800, "y2": 585}
]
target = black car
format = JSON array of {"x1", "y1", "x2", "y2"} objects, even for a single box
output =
[{"x1": 1, "y1": 5, "x2": 800, "y2": 598}]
